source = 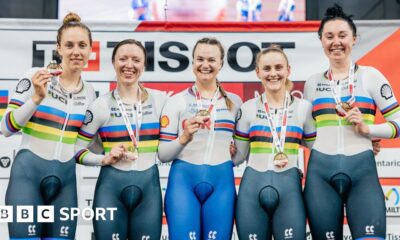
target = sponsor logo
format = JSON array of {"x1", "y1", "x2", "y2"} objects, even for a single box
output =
[
  {"x1": 0, "y1": 156, "x2": 11, "y2": 168},
  {"x1": 208, "y1": 231, "x2": 217, "y2": 240},
  {"x1": 16, "y1": 78, "x2": 31, "y2": 94},
  {"x1": 189, "y1": 231, "x2": 197, "y2": 240},
  {"x1": 83, "y1": 110, "x2": 93, "y2": 125},
  {"x1": 381, "y1": 84, "x2": 393, "y2": 100},
  {"x1": 326, "y1": 231, "x2": 335, "y2": 240},
  {"x1": 249, "y1": 233, "x2": 258, "y2": 240},
  {"x1": 28, "y1": 224, "x2": 36, "y2": 236},
  {"x1": 112, "y1": 233, "x2": 120, "y2": 240},
  {"x1": 284, "y1": 228, "x2": 293, "y2": 239},
  {"x1": 60, "y1": 225, "x2": 69, "y2": 237},
  {"x1": 365, "y1": 225, "x2": 375, "y2": 235},
  {"x1": 160, "y1": 115, "x2": 170, "y2": 128}
]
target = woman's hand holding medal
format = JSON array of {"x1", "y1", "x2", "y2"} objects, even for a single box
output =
[
  {"x1": 179, "y1": 116, "x2": 210, "y2": 145},
  {"x1": 345, "y1": 107, "x2": 370, "y2": 137},
  {"x1": 31, "y1": 69, "x2": 53, "y2": 105},
  {"x1": 102, "y1": 143, "x2": 126, "y2": 165}
]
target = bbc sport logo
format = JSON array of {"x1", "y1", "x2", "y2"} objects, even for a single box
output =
[{"x1": 0, "y1": 206, "x2": 117, "y2": 222}]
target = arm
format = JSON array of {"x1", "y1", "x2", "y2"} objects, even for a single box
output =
[
  {"x1": 157, "y1": 95, "x2": 186, "y2": 163},
  {"x1": 301, "y1": 100, "x2": 316, "y2": 148},
  {"x1": 74, "y1": 99, "x2": 112, "y2": 166},
  {"x1": 1, "y1": 68, "x2": 52, "y2": 136},
  {"x1": 157, "y1": 94, "x2": 207, "y2": 162},
  {"x1": 232, "y1": 103, "x2": 251, "y2": 166},
  {"x1": 347, "y1": 67, "x2": 400, "y2": 138}
]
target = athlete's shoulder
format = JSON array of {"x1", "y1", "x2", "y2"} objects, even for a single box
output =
[
  {"x1": 146, "y1": 88, "x2": 168, "y2": 100},
  {"x1": 306, "y1": 71, "x2": 325, "y2": 82},
  {"x1": 293, "y1": 96, "x2": 312, "y2": 109},
  {"x1": 226, "y1": 91, "x2": 243, "y2": 108},
  {"x1": 240, "y1": 97, "x2": 258, "y2": 114},
  {"x1": 163, "y1": 88, "x2": 188, "y2": 112},
  {"x1": 242, "y1": 97, "x2": 257, "y2": 108},
  {"x1": 90, "y1": 92, "x2": 111, "y2": 107},
  {"x1": 82, "y1": 80, "x2": 95, "y2": 92},
  {"x1": 168, "y1": 88, "x2": 188, "y2": 101},
  {"x1": 357, "y1": 65, "x2": 384, "y2": 76}
]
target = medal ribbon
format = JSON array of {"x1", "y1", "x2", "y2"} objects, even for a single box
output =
[
  {"x1": 327, "y1": 62, "x2": 355, "y2": 115},
  {"x1": 114, "y1": 87, "x2": 142, "y2": 151},
  {"x1": 262, "y1": 91, "x2": 290, "y2": 154},
  {"x1": 193, "y1": 84, "x2": 220, "y2": 114}
]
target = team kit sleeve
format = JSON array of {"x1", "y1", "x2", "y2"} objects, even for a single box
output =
[
  {"x1": 302, "y1": 74, "x2": 318, "y2": 103},
  {"x1": 1, "y1": 68, "x2": 40, "y2": 137},
  {"x1": 157, "y1": 94, "x2": 186, "y2": 163},
  {"x1": 150, "y1": 88, "x2": 169, "y2": 118},
  {"x1": 364, "y1": 67, "x2": 400, "y2": 138},
  {"x1": 232, "y1": 100, "x2": 252, "y2": 166},
  {"x1": 301, "y1": 100, "x2": 316, "y2": 148},
  {"x1": 74, "y1": 98, "x2": 109, "y2": 165}
]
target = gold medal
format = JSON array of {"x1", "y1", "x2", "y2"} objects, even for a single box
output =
[
  {"x1": 196, "y1": 109, "x2": 211, "y2": 118},
  {"x1": 335, "y1": 102, "x2": 352, "y2": 116},
  {"x1": 273, "y1": 152, "x2": 289, "y2": 168},
  {"x1": 126, "y1": 146, "x2": 139, "y2": 160},
  {"x1": 339, "y1": 102, "x2": 352, "y2": 112},
  {"x1": 46, "y1": 60, "x2": 63, "y2": 86}
]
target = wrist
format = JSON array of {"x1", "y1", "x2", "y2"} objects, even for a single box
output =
[
  {"x1": 32, "y1": 95, "x2": 43, "y2": 105},
  {"x1": 101, "y1": 155, "x2": 110, "y2": 166},
  {"x1": 179, "y1": 134, "x2": 191, "y2": 145}
]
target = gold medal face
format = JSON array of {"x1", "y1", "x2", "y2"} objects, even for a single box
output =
[
  {"x1": 46, "y1": 60, "x2": 63, "y2": 86},
  {"x1": 273, "y1": 152, "x2": 289, "y2": 168},
  {"x1": 46, "y1": 60, "x2": 63, "y2": 76},
  {"x1": 340, "y1": 102, "x2": 352, "y2": 112},
  {"x1": 126, "y1": 146, "x2": 139, "y2": 160},
  {"x1": 132, "y1": 148, "x2": 139, "y2": 160},
  {"x1": 196, "y1": 109, "x2": 211, "y2": 118}
]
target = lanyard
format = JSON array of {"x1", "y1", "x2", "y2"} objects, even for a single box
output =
[
  {"x1": 114, "y1": 88, "x2": 142, "y2": 150},
  {"x1": 327, "y1": 62, "x2": 355, "y2": 115},
  {"x1": 193, "y1": 84, "x2": 220, "y2": 114},
  {"x1": 262, "y1": 91, "x2": 290, "y2": 154}
]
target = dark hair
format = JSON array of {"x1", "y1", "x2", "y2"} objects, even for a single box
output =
[
  {"x1": 57, "y1": 12, "x2": 92, "y2": 47},
  {"x1": 318, "y1": 4, "x2": 357, "y2": 39},
  {"x1": 255, "y1": 44, "x2": 293, "y2": 91},
  {"x1": 112, "y1": 39, "x2": 148, "y2": 102},
  {"x1": 192, "y1": 37, "x2": 234, "y2": 110}
]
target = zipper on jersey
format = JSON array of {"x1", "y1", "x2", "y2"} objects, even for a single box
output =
[
  {"x1": 337, "y1": 81, "x2": 345, "y2": 155},
  {"x1": 54, "y1": 92, "x2": 72, "y2": 160}
]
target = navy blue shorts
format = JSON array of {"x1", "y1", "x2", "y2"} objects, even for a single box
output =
[
  {"x1": 304, "y1": 150, "x2": 385, "y2": 240},
  {"x1": 6, "y1": 149, "x2": 77, "y2": 240}
]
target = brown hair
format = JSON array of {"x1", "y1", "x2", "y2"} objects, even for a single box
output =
[
  {"x1": 192, "y1": 37, "x2": 233, "y2": 110},
  {"x1": 57, "y1": 12, "x2": 92, "y2": 47},
  {"x1": 255, "y1": 44, "x2": 293, "y2": 91},
  {"x1": 112, "y1": 39, "x2": 148, "y2": 102}
]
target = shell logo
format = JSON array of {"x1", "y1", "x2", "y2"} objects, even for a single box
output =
[{"x1": 161, "y1": 115, "x2": 170, "y2": 128}]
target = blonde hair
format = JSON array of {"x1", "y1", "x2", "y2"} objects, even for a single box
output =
[
  {"x1": 255, "y1": 44, "x2": 293, "y2": 91},
  {"x1": 193, "y1": 37, "x2": 234, "y2": 110}
]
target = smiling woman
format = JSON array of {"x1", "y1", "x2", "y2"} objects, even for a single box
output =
[
  {"x1": 74, "y1": 39, "x2": 167, "y2": 240},
  {"x1": 158, "y1": 37, "x2": 242, "y2": 240},
  {"x1": 0, "y1": 12, "x2": 96, "y2": 239},
  {"x1": 303, "y1": 4, "x2": 400, "y2": 240}
]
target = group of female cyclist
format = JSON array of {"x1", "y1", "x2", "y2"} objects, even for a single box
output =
[{"x1": 2, "y1": 4, "x2": 396, "y2": 240}]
